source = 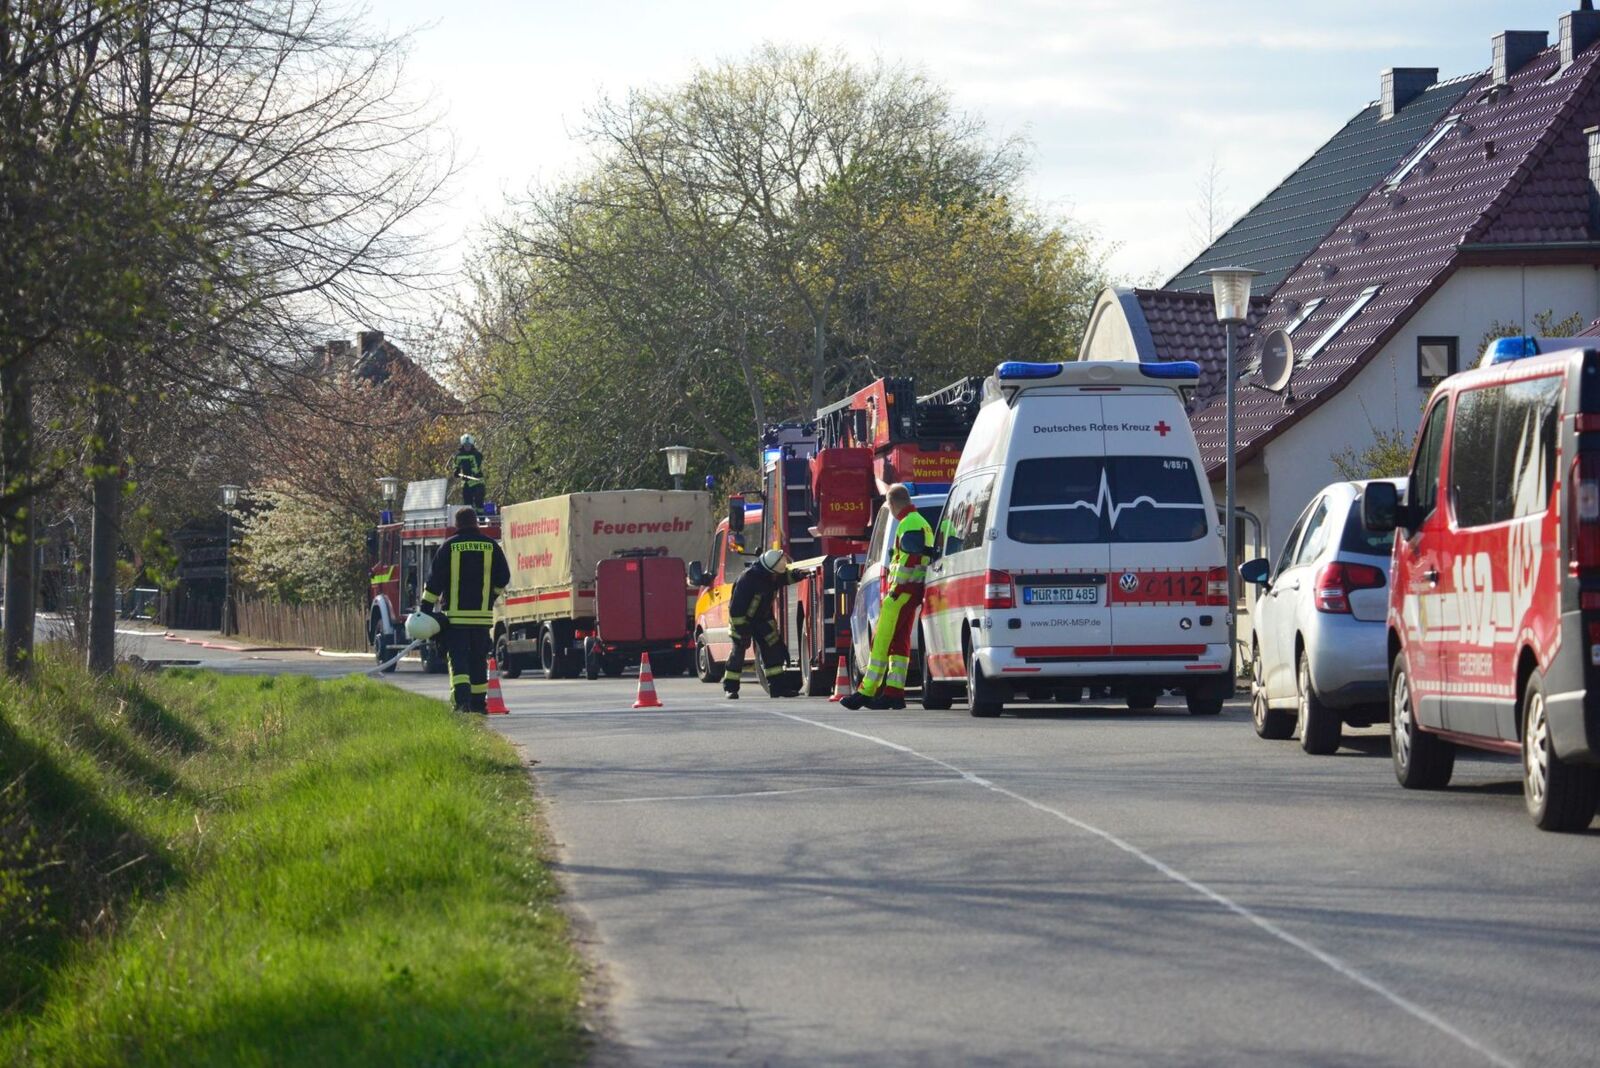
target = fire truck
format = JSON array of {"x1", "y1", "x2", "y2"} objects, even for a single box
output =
[
  {"x1": 366, "y1": 478, "x2": 501, "y2": 673},
  {"x1": 693, "y1": 376, "x2": 983, "y2": 695}
]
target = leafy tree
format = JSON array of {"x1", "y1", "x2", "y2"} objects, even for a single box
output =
[{"x1": 234, "y1": 484, "x2": 369, "y2": 606}]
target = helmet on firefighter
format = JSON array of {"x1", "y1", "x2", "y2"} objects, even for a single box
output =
[
  {"x1": 404, "y1": 611, "x2": 441, "y2": 640},
  {"x1": 459, "y1": 433, "x2": 475, "y2": 448},
  {"x1": 758, "y1": 549, "x2": 789, "y2": 574}
]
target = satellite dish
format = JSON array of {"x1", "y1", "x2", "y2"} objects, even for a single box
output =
[{"x1": 1259, "y1": 328, "x2": 1294, "y2": 392}]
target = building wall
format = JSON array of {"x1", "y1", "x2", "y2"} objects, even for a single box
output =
[{"x1": 1254, "y1": 264, "x2": 1600, "y2": 554}]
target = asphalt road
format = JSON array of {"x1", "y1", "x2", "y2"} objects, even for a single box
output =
[{"x1": 119, "y1": 632, "x2": 1600, "y2": 1067}]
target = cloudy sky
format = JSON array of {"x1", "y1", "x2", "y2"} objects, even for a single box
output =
[{"x1": 369, "y1": 0, "x2": 1564, "y2": 287}]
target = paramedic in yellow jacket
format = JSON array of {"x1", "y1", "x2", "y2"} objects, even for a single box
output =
[{"x1": 841, "y1": 484, "x2": 932, "y2": 711}]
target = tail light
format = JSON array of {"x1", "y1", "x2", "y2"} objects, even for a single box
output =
[
  {"x1": 983, "y1": 569, "x2": 1014, "y2": 609},
  {"x1": 1204, "y1": 566, "x2": 1229, "y2": 606},
  {"x1": 1573, "y1": 453, "x2": 1600, "y2": 572},
  {"x1": 1313, "y1": 562, "x2": 1385, "y2": 614}
]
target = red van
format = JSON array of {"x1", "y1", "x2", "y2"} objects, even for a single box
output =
[{"x1": 1362, "y1": 336, "x2": 1600, "y2": 831}]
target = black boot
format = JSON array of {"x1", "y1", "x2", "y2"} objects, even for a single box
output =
[
  {"x1": 838, "y1": 692, "x2": 866, "y2": 710},
  {"x1": 723, "y1": 679, "x2": 741, "y2": 700}
]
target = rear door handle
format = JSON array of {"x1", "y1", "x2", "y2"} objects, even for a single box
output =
[{"x1": 1423, "y1": 568, "x2": 1439, "y2": 585}]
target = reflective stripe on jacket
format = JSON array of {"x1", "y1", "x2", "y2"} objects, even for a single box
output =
[
  {"x1": 889, "y1": 509, "x2": 933, "y2": 589},
  {"x1": 421, "y1": 530, "x2": 510, "y2": 626}
]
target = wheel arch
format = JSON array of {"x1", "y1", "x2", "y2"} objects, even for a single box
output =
[{"x1": 1515, "y1": 645, "x2": 1541, "y2": 741}]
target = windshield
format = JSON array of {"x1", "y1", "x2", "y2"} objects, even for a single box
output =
[{"x1": 1006, "y1": 456, "x2": 1208, "y2": 544}]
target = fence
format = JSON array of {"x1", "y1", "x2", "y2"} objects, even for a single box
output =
[{"x1": 234, "y1": 596, "x2": 367, "y2": 652}]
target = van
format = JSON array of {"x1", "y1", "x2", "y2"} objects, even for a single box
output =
[
  {"x1": 689, "y1": 502, "x2": 763, "y2": 684},
  {"x1": 1362, "y1": 336, "x2": 1600, "y2": 831},
  {"x1": 921, "y1": 360, "x2": 1232, "y2": 717}
]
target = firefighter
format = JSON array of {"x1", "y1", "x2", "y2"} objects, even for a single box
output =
[
  {"x1": 421, "y1": 506, "x2": 510, "y2": 713},
  {"x1": 841, "y1": 484, "x2": 932, "y2": 711},
  {"x1": 454, "y1": 433, "x2": 486, "y2": 511},
  {"x1": 723, "y1": 549, "x2": 812, "y2": 700}
]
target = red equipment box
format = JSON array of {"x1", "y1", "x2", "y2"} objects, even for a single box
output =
[{"x1": 596, "y1": 556, "x2": 689, "y2": 645}]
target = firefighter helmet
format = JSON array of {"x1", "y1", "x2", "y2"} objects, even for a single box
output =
[
  {"x1": 404, "y1": 611, "x2": 440, "y2": 640},
  {"x1": 758, "y1": 549, "x2": 789, "y2": 574},
  {"x1": 460, "y1": 433, "x2": 475, "y2": 447}
]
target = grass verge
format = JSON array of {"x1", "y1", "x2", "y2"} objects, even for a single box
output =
[{"x1": 1, "y1": 658, "x2": 583, "y2": 1066}]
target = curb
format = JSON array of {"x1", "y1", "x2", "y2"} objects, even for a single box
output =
[{"x1": 161, "y1": 632, "x2": 312, "y2": 654}]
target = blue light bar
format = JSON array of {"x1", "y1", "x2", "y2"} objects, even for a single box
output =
[
  {"x1": 1485, "y1": 336, "x2": 1540, "y2": 365},
  {"x1": 483, "y1": 501, "x2": 498, "y2": 516},
  {"x1": 762, "y1": 447, "x2": 783, "y2": 468},
  {"x1": 997, "y1": 361, "x2": 1063, "y2": 379},
  {"x1": 1140, "y1": 360, "x2": 1202, "y2": 380}
]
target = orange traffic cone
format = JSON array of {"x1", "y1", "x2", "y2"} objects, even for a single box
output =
[
  {"x1": 633, "y1": 652, "x2": 663, "y2": 709},
  {"x1": 828, "y1": 655, "x2": 853, "y2": 703},
  {"x1": 485, "y1": 657, "x2": 510, "y2": 715}
]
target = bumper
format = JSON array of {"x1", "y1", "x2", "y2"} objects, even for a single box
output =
[
  {"x1": 1547, "y1": 610, "x2": 1600, "y2": 763},
  {"x1": 976, "y1": 642, "x2": 1231, "y2": 684},
  {"x1": 1303, "y1": 613, "x2": 1387, "y2": 709}
]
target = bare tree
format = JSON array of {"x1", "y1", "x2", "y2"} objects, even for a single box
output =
[{"x1": 1187, "y1": 154, "x2": 1231, "y2": 254}]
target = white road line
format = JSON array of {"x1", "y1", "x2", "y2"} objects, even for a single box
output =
[
  {"x1": 761, "y1": 706, "x2": 1517, "y2": 1068},
  {"x1": 575, "y1": 776, "x2": 963, "y2": 805}
]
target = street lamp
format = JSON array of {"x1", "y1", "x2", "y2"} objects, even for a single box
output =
[
  {"x1": 1201, "y1": 266, "x2": 1261, "y2": 678},
  {"x1": 218, "y1": 484, "x2": 241, "y2": 636},
  {"x1": 662, "y1": 445, "x2": 690, "y2": 491},
  {"x1": 376, "y1": 475, "x2": 400, "y2": 503}
]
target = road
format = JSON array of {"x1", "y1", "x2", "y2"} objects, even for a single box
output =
[{"x1": 118, "y1": 632, "x2": 1599, "y2": 1067}]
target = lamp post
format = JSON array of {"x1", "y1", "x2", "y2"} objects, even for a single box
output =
[
  {"x1": 1201, "y1": 267, "x2": 1261, "y2": 677},
  {"x1": 376, "y1": 476, "x2": 400, "y2": 521},
  {"x1": 219, "y1": 484, "x2": 241, "y2": 635},
  {"x1": 662, "y1": 445, "x2": 690, "y2": 491}
]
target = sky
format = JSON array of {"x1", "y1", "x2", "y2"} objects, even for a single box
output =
[{"x1": 364, "y1": 0, "x2": 1569, "y2": 305}]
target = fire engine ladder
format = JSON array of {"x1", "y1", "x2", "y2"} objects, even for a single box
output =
[
  {"x1": 914, "y1": 376, "x2": 985, "y2": 440},
  {"x1": 779, "y1": 456, "x2": 820, "y2": 564}
]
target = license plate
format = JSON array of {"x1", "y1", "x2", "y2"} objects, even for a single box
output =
[{"x1": 1023, "y1": 585, "x2": 1098, "y2": 605}]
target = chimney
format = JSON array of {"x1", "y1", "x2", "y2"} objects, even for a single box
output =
[
  {"x1": 1380, "y1": 68, "x2": 1437, "y2": 120},
  {"x1": 1562, "y1": 2, "x2": 1600, "y2": 67},
  {"x1": 1493, "y1": 31, "x2": 1549, "y2": 82},
  {"x1": 358, "y1": 330, "x2": 385, "y2": 356}
]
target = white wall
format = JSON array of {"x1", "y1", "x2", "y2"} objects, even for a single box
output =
[{"x1": 1255, "y1": 264, "x2": 1600, "y2": 554}]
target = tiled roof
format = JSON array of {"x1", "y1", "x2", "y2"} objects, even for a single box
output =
[
  {"x1": 1185, "y1": 42, "x2": 1600, "y2": 474},
  {"x1": 1579, "y1": 316, "x2": 1600, "y2": 335},
  {"x1": 1166, "y1": 76, "x2": 1475, "y2": 295},
  {"x1": 1135, "y1": 289, "x2": 1270, "y2": 406}
]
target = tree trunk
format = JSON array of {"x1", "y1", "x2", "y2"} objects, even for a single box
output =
[
  {"x1": 86, "y1": 369, "x2": 121, "y2": 673},
  {"x1": 2, "y1": 365, "x2": 36, "y2": 677}
]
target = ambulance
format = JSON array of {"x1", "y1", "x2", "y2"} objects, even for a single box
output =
[
  {"x1": 920, "y1": 360, "x2": 1232, "y2": 717},
  {"x1": 1362, "y1": 335, "x2": 1600, "y2": 831}
]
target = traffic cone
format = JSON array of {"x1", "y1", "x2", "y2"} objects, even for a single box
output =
[
  {"x1": 633, "y1": 652, "x2": 663, "y2": 709},
  {"x1": 485, "y1": 657, "x2": 510, "y2": 715},
  {"x1": 828, "y1": 655, "x2": 853, "y2": 703}
]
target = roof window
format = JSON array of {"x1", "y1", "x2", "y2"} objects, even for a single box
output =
[
  {"x1": 1300, "y1": 285, "x2": 1382, "y2": 362},
  {"x1": 1285, "y1": 297, "x2": 1324, "y2": 334},
  {"x1": 1384, "y1": 118, "x2": 1458, "y2": 190}
]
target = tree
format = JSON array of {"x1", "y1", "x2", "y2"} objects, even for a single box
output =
[{"x1": 233, "y1": 484, "x2": 369, "y2": 605}]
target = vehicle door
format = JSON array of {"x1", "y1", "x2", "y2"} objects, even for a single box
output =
[
  {"x1": 851, "y1": 505, "x2": 893, "y2": 670},
  {"x1": 1397, "y1": 398, "x2": 1451, "y2": 729},
  {"x1": 1255, "y1": 498, "x2": 1318, "y2": 701},
  {"x1": 1098, "y1": 393, "x2": 1220, "y2": 660},
  {"x1": 923, "y1": 479, "x2": 977, "y2": 679}
]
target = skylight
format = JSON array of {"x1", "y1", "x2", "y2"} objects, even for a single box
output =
[
  {"x1": 1384, "y1": 117, "x2": 1458, "y2": 190},
  {"x1": 1300, "y1": 285, "x2": 1382, "y2": 362},
  {"x1": 1285, "y1": 298, "x2": 1324, "y2": 334}
]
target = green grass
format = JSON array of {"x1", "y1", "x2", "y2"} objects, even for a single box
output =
[{"x1": 0, "y1": 657, "x2": 584, "y2": 1066}]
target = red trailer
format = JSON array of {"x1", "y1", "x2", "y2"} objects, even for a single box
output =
[{"x1": 583, "y1": 552, "x2": 693, "y2": 679}]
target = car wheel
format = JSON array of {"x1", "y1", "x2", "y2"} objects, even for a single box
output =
[
  {"x1": 540, "y1": 629, "x2": 561, "y2": 681},
  {"x1": 497, "y1": 634, "x2": 522, "y2": 679},
  {"x1": 1522, "y1": 671, "x2": 1600, "y2": 832},
  {"x1": 1297, "y1": 649, "x2": 1341, "y2": 755},
  {"x1": 1390, "y1": 653, "x2": 1453, "y2": 789},
  {"x1": 965, "y1": 640, "x2": 1001, "y2": 718},
  {"x1": 374, "y1": 629, "x2": 397, "y2": 674},
  {"x1": 801, "y1": 618, "x2": 833, "y2": 697},
  {"x1": 695, "y1": 633, "x2": 724, "y2": 683},
  {"x1": 1124, "y1": 684, "x2": 1160, "y2": 711},
  {"x1": 582, "y1": 636, "x2": 600, "y2": 681},
  {"x1": 919, "y1": 624, "x2": 955, "y2": 710},
  {"x1": 602, "y1": 654, "x2": 625, "y2": 678},
  {"x1": 1185, "y1": 689, "x2": 1224, "y2": 716},
  {"x1": 1251, "y1": 643, "x2": 1292, "y2": 739}
]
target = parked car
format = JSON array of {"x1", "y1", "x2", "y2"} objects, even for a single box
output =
[
  {"x1": 848, "y1": 493, "x2": 945, "y2": 694},
  {"x1": 1240, "y1": 480, "x2": 1398, "y2": 754},
  {"x1": 1363, "y1": 335, "x2": 1600, "y2": 831},
  {"x1": 921, "y1": 359, "x2": 1231, "y2": 718}
]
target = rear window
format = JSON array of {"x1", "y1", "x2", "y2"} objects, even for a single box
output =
[
  {"x1": 1340, "y1": 494, "x2": 1394, "y2": 557},
  {"x1": 1007, "y1": 456, "x2": 1209, "y2": 544}
]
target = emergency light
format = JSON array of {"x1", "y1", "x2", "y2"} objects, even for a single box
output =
[
  {"x1": 997, "y1": 361, "x2": 1062, "y2": 379},
  {"x1": 483, "y1": 501, "x2": 497, "y2": 516},
  {"x1": 1138, "y1": 360, "x2": 1202, "y2": 380},
  {"x1": 1480, "y1": 335, "x2": 1593, "y2": 368},
  {"x1": 379, "y1": 509, "x2": 393, "y2": 524}
]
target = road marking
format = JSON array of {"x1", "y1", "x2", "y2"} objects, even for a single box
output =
[
  {"x1": 761, "y1": 706, "x2": 1517, "y2": 1068},
  {"x1": 576, "y1": 776, "x2": 963, "y2": 805}
]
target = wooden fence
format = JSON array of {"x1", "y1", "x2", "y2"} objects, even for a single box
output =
[{"x1": 234, "y1": 596, "x2": 367, "y2": 652}]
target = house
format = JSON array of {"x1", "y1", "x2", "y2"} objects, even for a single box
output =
[{"x1": 1081, "y1": 4, "x2": 1600, "y2": 560}]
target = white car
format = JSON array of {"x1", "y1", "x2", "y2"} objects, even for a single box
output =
[
  {"x1": 848, "y1": 493, "x2": 945, "y2": 692},
  {"x1": 921, "y1": 360, "x2": 1232, "y2": 717},
  {"x1": 1239, "y1": 479, "x2": 1398, "y2": 753}
]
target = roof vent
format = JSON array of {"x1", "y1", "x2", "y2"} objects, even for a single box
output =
[
  {"x1": 1562, "y1": 3, "x2": 1600, "y2": 67},
  {"x1": 1493, "y1": 31, "x2": 1548, "y2": 83},
  {"x1": 1380, "y1": 68, "x2": 1438, "y2": 120},
  {"x1": 1348, "y1": 228, "x2": 1370, "y2": 246},
  {"x1": 1318, "y1": 262, "x2": 1339, "y2": 280}
]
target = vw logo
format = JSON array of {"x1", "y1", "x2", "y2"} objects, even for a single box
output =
[{"x1": 1118, "y1": 572, "x2": 1139, "y2": 593}]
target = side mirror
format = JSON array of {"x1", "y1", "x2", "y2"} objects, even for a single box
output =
[
  {"x1": 688, "y1": 560, "x2": 710, "y2": 587},
  {"x1": 900, "y1": 529, "x2": 928, "y2": 555},
  {"x1": 1361, "y1": 482, "x2": 1400, "y2": 534},
  {"x1": 1238, "y1": 558, "x2": 1270, "y2": 586},
  {"x1": 835, "y1": 560, "x2": 859, "y2": 584},
  {"x1": 728, "y1": 496, "x2": 745, "y2": 533}
]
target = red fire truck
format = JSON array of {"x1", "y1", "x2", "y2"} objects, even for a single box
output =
[
  {"x1": 367, "y1": 477, "x2": 501, "y2": 673},
  {"x1": 693, "y1": 376, "x2": 982, "y2": 695}
]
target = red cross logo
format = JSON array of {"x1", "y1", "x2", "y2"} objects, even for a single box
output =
[{"x1": 1154, "y1": 420, "x2": 1172, "y2": 437}]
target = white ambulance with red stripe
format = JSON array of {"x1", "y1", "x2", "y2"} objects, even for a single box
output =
[{"x1": 920, "y1": 360, "x2": 1232, "y2": 717}]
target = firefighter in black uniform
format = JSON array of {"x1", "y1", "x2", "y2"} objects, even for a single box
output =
[
  {"x1": 723, "y1": 549, "x2": 813, "y2": 700},
  {"x1": 454, "y1": 433, "x2": 486, "y2": 511},
  {"x1": 421, "y1": 506, "x2": 511, "y2": 713}
]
